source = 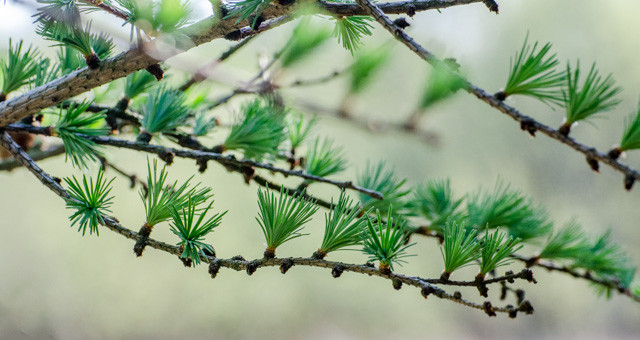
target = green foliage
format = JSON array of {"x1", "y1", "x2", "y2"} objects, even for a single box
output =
[
  {"x1": 35, "y1": 0, "x2": 81, "y2": 25},
  {"x1": 466, "y1": 180, "x2": 553, "y2": 242},
  {"x1": 56, "y1": 46, "x2": 85, "y2": 74},
  {"x1": 124, "y1": 70, "x2": 158, "y2": 100},
  {"x1": 304, "y1": 138, "x2": 347, "y2": 178},
  {"x1": 478, "y1": 229, "x2": 522, "y2": 276},
  {"x1": 280, "y1": 20, "x2": 331, "y2": 68},
  {"x1": 362, "y1": 209, "x2": 414, "y2": 271},
  {"x1": 318, "y1": 190, "x2": 367, "y2": 255},
  {"x1": 0, "y1": 39, "x2": 41, "y2": 97},
  {"x1": 30, "y1": 57, "x2": 58, "y2": 88},
  {"x1": 223, "y1": 99, "x2": 287, "y2": 161},
  {"x1": 192, "y1": 112, "x2": 218, "y2": 137},
  {"x1": 140, "y1": 85, "x2": 192, "y2": 137},
  {"x1": 332, "y1": 16, "x2": 374, "y2": 55},
  {"x1": 54, "y1": 100, "x2": 110, "y2": 169},
  {"x1": 349, "y1": 46, "x2": 390, "y2": 94},
  {"x1": 256, "y1": 186, "x2": 318, "y2": 253},
  {"x1": 224, "y1": 0, "x2": 272, "y2": 26},
  {"x1": 90, "y1": 32, "x2": 115, "y2": 60},
  {"x1": 441, "y1": 221, "x2": 481, "y2": 276},
  {"x1": 286, "y1": 112, "x2": 315, "y2": 151},
  {"x1": 575, "y1": 231, "x2": 635, "y2": 287},
  {"x1": 563, "y1": 61, "x2": 622, "y2": 126},
  {"x1": 412, "y1": 179, "x2": 464, "y2": 234},
  {"x1": 170, "y1": 198, "x2": 226, "y2": 266},
  {"x1": 538, "y1": 220, "x2": 590, "y2": 260},
  {"x1": 419, "y1": 65, "x2": 465, "y2": 109},
  {"x1": 357, "y1": 161, "x2": 411, "y2": 218},
  {"x1": 142, "y1": 159, "x2": 213, "y2": 227},
  {"x1": 64, "y1": 171, "x2": 115, "y2": 236},
  {"x1": 619, "y1": 100, "x2": 640, "y2": 151},
  {"x1": 37, "y1": 20, "x2": 95, "y2": 58},
  {"x1": 502, "y1": 36, "x2": 565, "y2": 104},
  {"x1": 115, "y1": 0, "x2": 192, "y2": 33}
]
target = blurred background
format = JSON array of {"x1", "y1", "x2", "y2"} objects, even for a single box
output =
[{"x1": 1, "y1": 0, "x2": 639, "y2": 338}]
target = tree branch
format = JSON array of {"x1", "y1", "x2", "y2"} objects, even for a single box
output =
[
  {"x1": 0, "y1": 0, "x2": 481, "y2": 127},
  {"x1": 355, "y1": 0, "x2": 640, "y2": 191},
  {"x1": 0, "y1": 129, "x2": 531, "y2": 317}
]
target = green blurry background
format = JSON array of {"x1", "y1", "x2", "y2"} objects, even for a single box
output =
[{"x1": 1, "y1": 0, "x2": 639, "y2": 338}]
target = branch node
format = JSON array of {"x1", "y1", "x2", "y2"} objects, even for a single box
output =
[
  {"x1": 280, "y1": 258, "x2": 294, "y2": 274},
  {"x1": 332, "y1": 264, "x2": 345, "y2": 278}
]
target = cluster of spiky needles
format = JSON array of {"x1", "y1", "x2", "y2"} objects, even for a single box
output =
[{"x1": 0, "y1": 0, "x2": 639, "y2": 321}]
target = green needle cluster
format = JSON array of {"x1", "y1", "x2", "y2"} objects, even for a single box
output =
[
  {"x1": 362, "y1": 209, "x2": 414, "y2": 273},
  {"x1": 609, "y1": 100, "x2": 640, "y2": 159},
  {"x1": 498, "y1": 36, "x2": 565, "y2": 104},
  {"x1": 411, "y1": 179, "x2": 464, "y2": 234},
  {"x1": 222, "y1": 99, "x2": 287, "y2": 161},
  {"x1": 139, "y1": 85, "x2": 192, "y2": 143},
  {"x1": 332, "y1": 15, "x2": 374, "y2": 55},
  {"x1": 170, "y1": 198, "x2": 226, "y2": 266},
  {"x1": 357, "y1": 161, "x2": 411, "y2": 219},
  {"x1": 256, "y1": 186, "x2": 318, "y2": 258},
  {"x1": 440, "y1": 221, "x2": 480, "y2": 280},
  {"x1": 559, "y1": 62, "x2": 621, "y2": 136},
  {"x1": 478, "y1": 229, "x2": 522, "y2": 279},
  {"x1": 314, "y1": 190, "x2": 367, "y2": 259},
  {"x1": 0, "y1": 39, "x2": 41, "y2": 101},
  {"x1": 304, "y1": 138, "x2": 347, "y2": 179},
  {"x1": 286, "y1": 112, "x2": 315, "y2": 153},
  {"x1": 64, "y1": 171, "x2": 115, "y2": 236},
  {"x1": 280, "y1": 19, "x2": 331, "y2": 68},
  {"x1": 54, "y1": 100, "x2": 110, "y2": 169}
]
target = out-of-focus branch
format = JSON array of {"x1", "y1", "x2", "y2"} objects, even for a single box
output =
[
  {"x1": 355, "y1": 0, "x2": 640, "y2": 191},
  {"x1": 0, "y1": 144, "x2": 65, "y2": 171}
]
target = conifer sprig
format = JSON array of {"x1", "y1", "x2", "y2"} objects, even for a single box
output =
[
  {"x1": 192, "y1": 112, "x2": 218, "y2": 137},
  {"x1": 559, "y1": 62, "x2": 622, "y2": 136},
  {"x1": 419, "y1": 65, "x2": 465, "y2": 109},
  {"x1": 35, "y1": 0, "x2": 82, "y2": 25},
  {"x1": 280, "y1": 20, "x2": 331, "y2": 68},
  {"x1": 362, "y1": 209, "x2": 415, "y2": 273},
  {"x1": 142, "y1": 159, "x2": 213, "y2": 227},
  {"x1": 440, "y1": 221, "x2": 480, "y2": 280},
  {"x1": 56, "y1": 46, "x2": 85, "y2": 74},
  {"x1": 332, "y1": 16, "x2": 374, "y2": 55},
  {"x1": 538, "y1": 220, "x2": 590, "y2": 261},
  {"x1": 478, "y1": 229, "x2": 522, "y2": 279},
  {"x1": 64, "y1": 171, "x2": 115, "y2": 236},
  {"x1": 412, "y1": 179, "x2": 464, "y2": 234},
  {"x1": 286, "y1": 112, "x2": 315, "y2": 152},
  {"x1": 304, "y1": 138, "x2": 347, "y2": 178},
  {"x1": 576, "y1": 231, "x2": 635, "y2": 288},
  {"x1": 115, "y1": 0, "x2": 191, "y2": 33},
  {"x1": 124, "y1": 70, "x2": 158, "y2": 101},
  {"x1": 256, "y1": 186, "x2": 318, "y2": 258},
  {"x1": 170, "y1": 198, "x2": 226, "y2": 266},
  {"x1": 139, "y1": 85, "x2": 192, "y2": 143},
  {"x1": 0, "y1": 40, "x2": 41, "y2": 101},
  {"x1": 54, "y1": 100, "x2": 110, "y2": 169},
  {"x1": 224, "y1": 0, "x2": 272, "y2": 27},
  {"x1": 349, "y1": 47, "x2": 390, "y2": 94},
  {"x1": 609, "y1": 100, "x2": 640, "y2": 159},
  {"x1": 357, "y1": 161, "x2": 411, "y2": 217},
  {"x1": 221, "y1": 100, "x2": 287, "y2": 161},
  {"x1": 466, "y1": 181, "x2": 552, "y2": 241},
  {"x1": 37, "y1": 20, "x2": 103, "y2": 68},
  {"x1": 314, "y1": 190, "x2": 367, "y2": 259},
  {"x1": 497, "y1": 36, "x2": 565, "y2": 104},
  {"x1": 30, "y1": 57, "x2": 58, "y2": 88}
]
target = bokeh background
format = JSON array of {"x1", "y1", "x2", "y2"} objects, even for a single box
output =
[{"x1": 1, "y1": 0, "x2": 639, "y2": 338}]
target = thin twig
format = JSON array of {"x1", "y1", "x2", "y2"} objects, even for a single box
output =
[
  {"x1": 0, "y1": 130, "x2": 527, "y2": 317},
  {"x1": 355, "y1": 0, "x2": 640, "y2": 191},
  {"x1": 6, "y1": 124, "x2": 383, "y2": 199},
  {"x1": 0, "y1": 144, "x2": 65, "y2": 171}
]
